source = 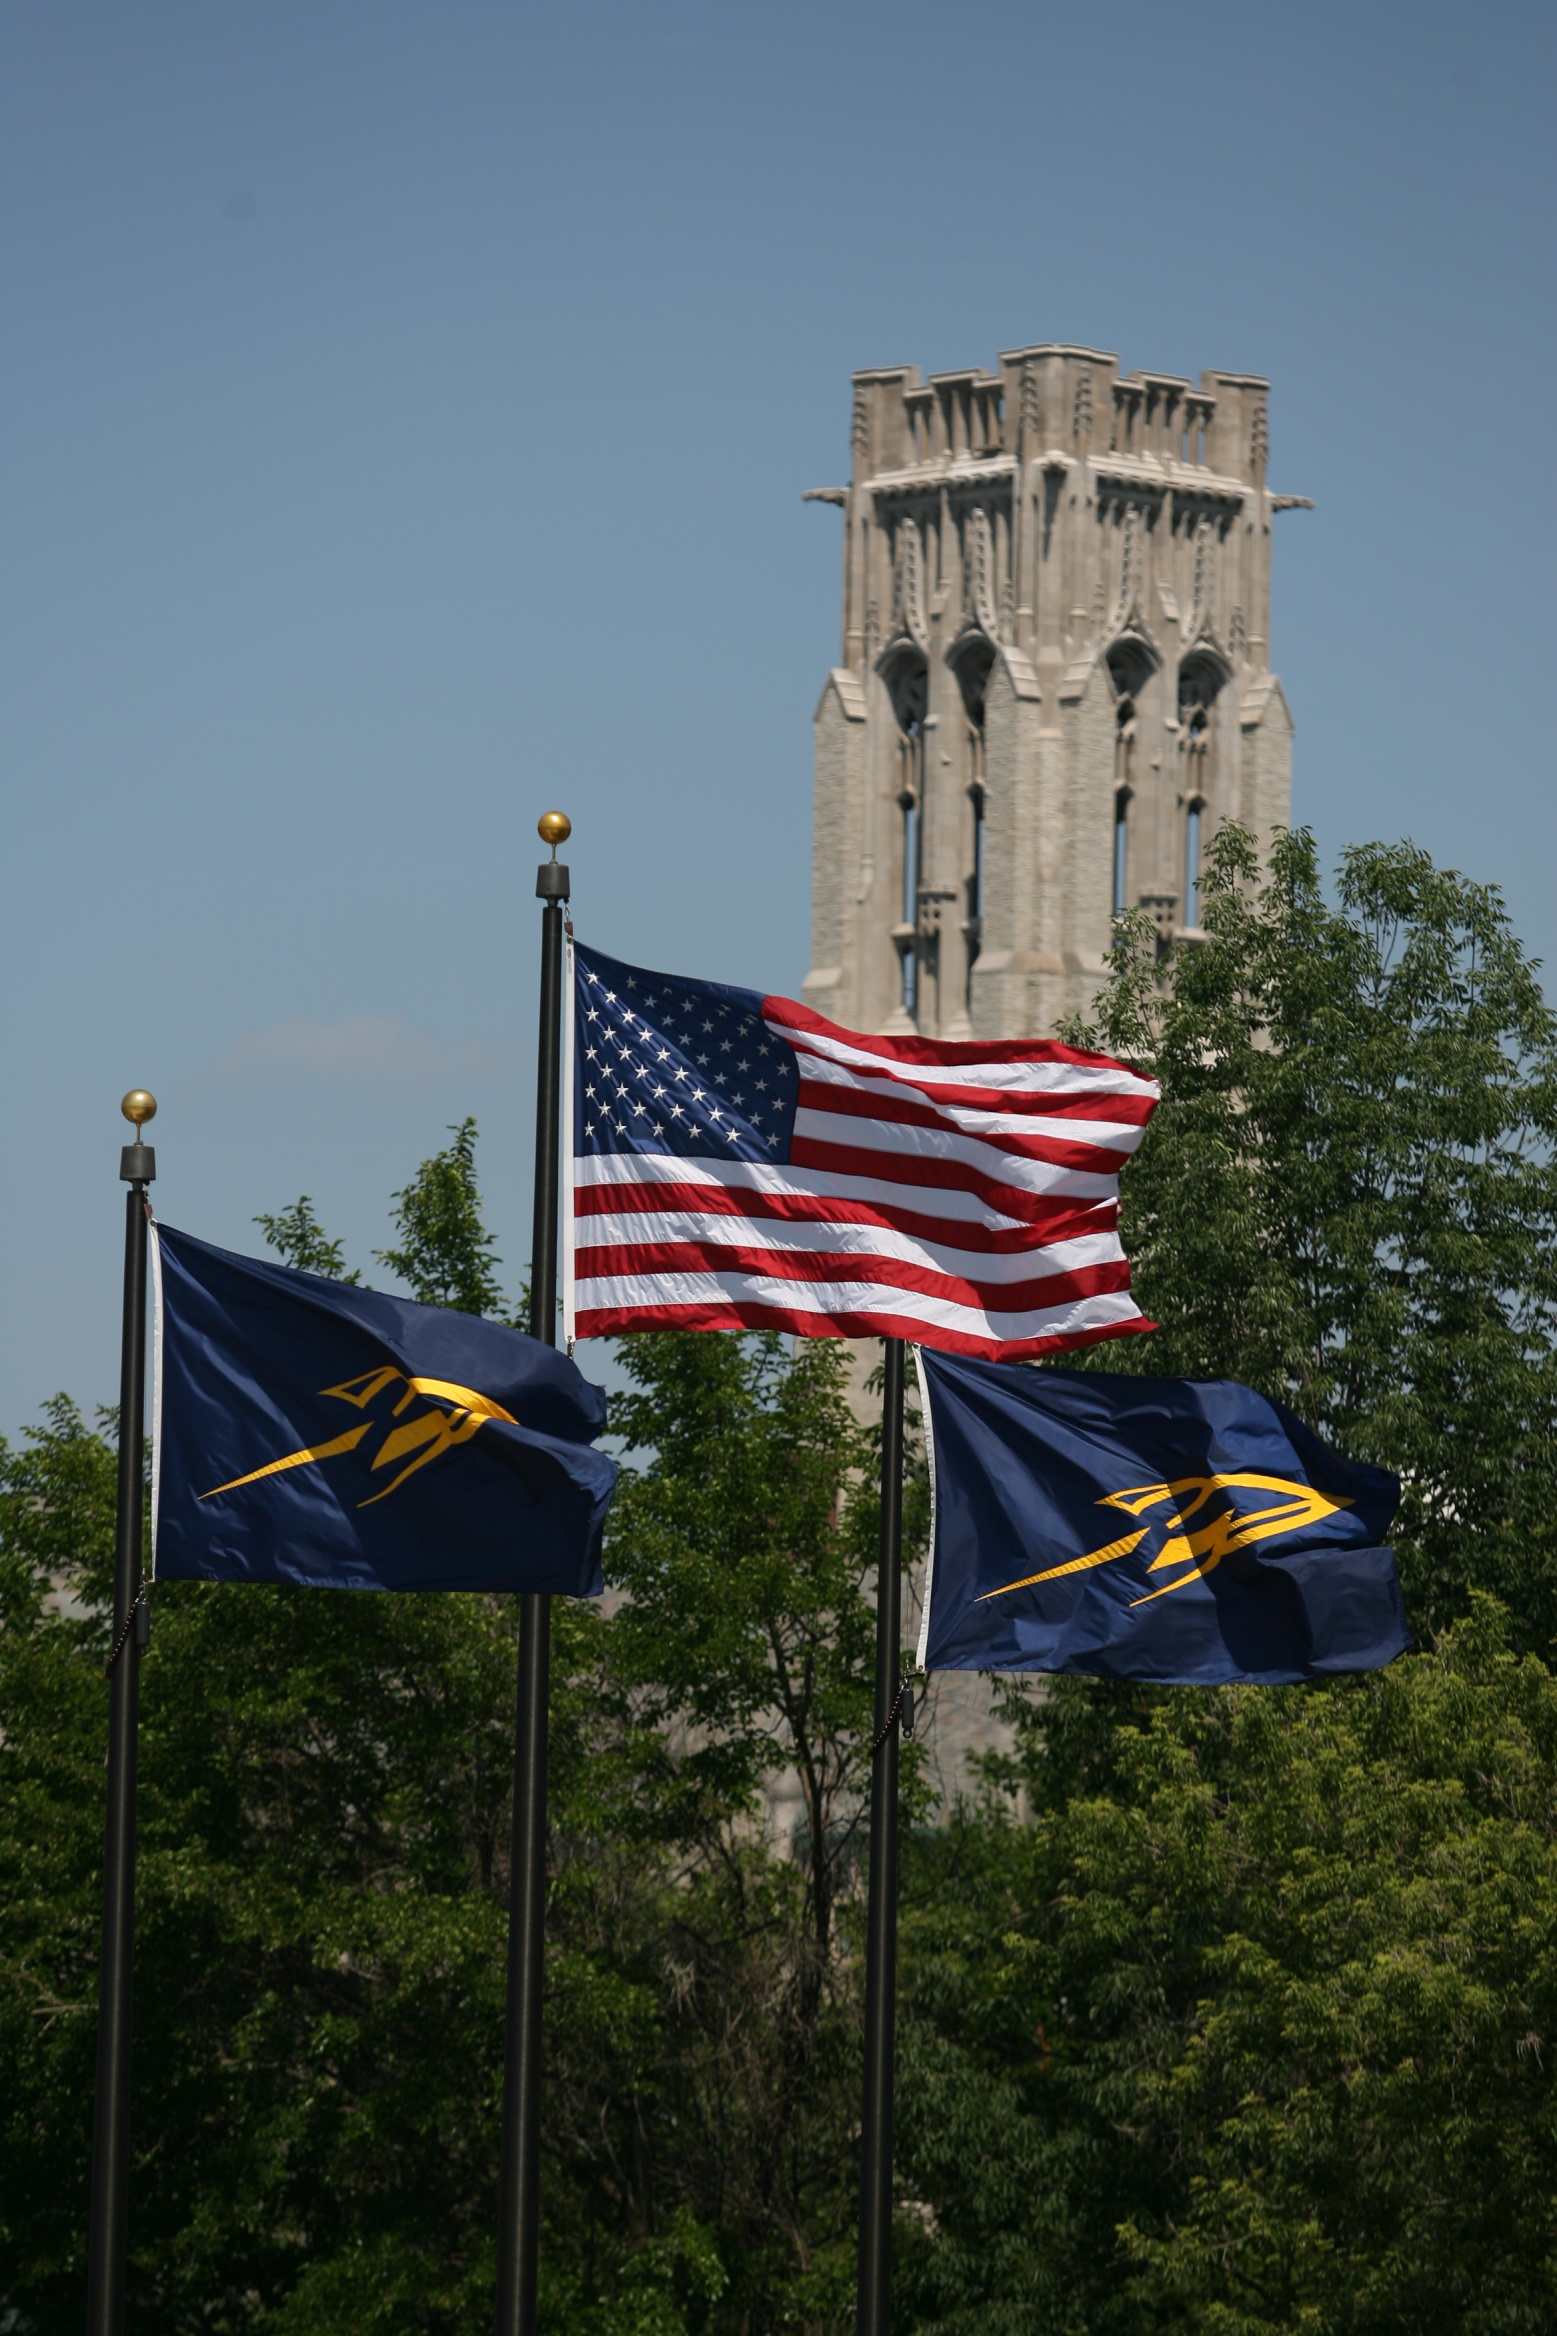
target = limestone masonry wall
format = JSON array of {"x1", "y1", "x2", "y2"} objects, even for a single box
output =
[{"x1": 804, "y1": 343, "x2": 1303, "y2": 1043}]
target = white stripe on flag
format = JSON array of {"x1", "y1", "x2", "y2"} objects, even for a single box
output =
[
  {"x1": 772, "y1": 1015, "x2": 1160, "y2": 1100},
  {"x1": 572, "y1": 1266, "x2": 1144, "y2": 1347},
  {"x1": 793, "y1": 1106, "x2": 1127, "y2": 1198},
  {"x1": 574, "y1": 1148, "x2": 1040, "y2": 1231},
  {"x1": 573, "y1": 1208, "x2": 1124, "y2": 1287},
  {"x1": 796, "y1": 1048, "x2": 1151, "y2": 1149}
]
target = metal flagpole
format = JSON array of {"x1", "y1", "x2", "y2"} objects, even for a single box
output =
[
  {"x1": 86, "y1": 1091, "x2": 157, "y2": 2336},
  {"x1": 495, "y1": 812, "x2": 571, "y2": 2336},
  {"x1": 856, "y1": 1334, "x2": 908, "y2": 2336}
]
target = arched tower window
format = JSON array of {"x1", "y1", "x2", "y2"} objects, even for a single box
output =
[
  {"x1": 951, "y1": 637, "x2": 994, "y2": 1008},
  {"x1": 884, "y1": 648, "x2": 928, "y2": 1017},
  {"x1": 1177, "y1": 654, "x2": 1224, "y2": 931},
  {"x1": 1106, "y1": 640, "x2": 1154, "y2": 920}
]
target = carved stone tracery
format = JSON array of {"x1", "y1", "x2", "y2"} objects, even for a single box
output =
[
  {"x1": 891, "y1": 516, "x2": 928, "y2": 651},
  {"x1": 850, "y1": 385, "x2": 869, "y2": 464},
  {"x1": 963, "y1": 505, "x2": 999, "y2": 639},
  {"x1": 1189, "y1": 514, "x2": 1215, "y2": 639}
]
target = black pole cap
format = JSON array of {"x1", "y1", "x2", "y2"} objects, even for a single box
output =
[{"x1": 536, "y1": 861, "x2": 570, "y2": 900}]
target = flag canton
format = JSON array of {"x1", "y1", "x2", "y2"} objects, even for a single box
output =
[{"x1": 573, "y1": 944, "x2": 799, "y2": 1164}]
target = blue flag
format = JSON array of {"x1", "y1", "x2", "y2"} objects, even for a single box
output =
[
  {"x1": 916, "y1": 1349, "x2": 1408, "y2": 1684},
  {"x1": 151, "y1": 1224, "x2": 617, "y2": 1595}
]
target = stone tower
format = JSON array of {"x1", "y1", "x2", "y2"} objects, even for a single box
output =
[{"x1": 804, "y1": 346, "x2": 1303, "y2": 1041}]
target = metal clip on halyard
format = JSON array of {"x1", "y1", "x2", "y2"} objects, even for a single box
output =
[
  {"x1": 103, "y1": 1582, "x2": 151, "y2": 1679},
  {"x1": 871, "y1": 1675, "x2": 917, "y2": 1757}
]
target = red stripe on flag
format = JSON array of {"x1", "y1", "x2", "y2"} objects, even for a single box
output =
[
  {"x1": 765, "y1": 996, "x2": 1156, "y2": 1078},
  {"x1": 573, "y1": 1294, "x2": 1157, "y2": 1363},
  {"x1": 790, "y1": 1055, "x2": 1158, "y2": 1125},
  {"x1": 571, "y1": 1174, "x2": 1119, "y2": 1254},
  {"x1": 794, "y1": 1074, "x2": 1145, "y2": 1172},
  {"x1": 787, "y1": 1133, "x2": 1116, "y2": 1214},
  {"x1": 572, "y1": 1239, "x2": 1131, "y2": 1314}
]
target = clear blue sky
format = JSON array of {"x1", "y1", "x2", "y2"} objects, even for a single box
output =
[{"x1": 2, "y1": 0, "x2": 1552, "y2": 1438}]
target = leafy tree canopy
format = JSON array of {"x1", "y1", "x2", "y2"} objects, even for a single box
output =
[
  {"x1": 375, "y1": 1117, "x2": 507, "y2": 1319},
  {"x1": 897, "y1": 1604, "x2": 1557, "y2": 2335},
  {"x1": 1062, "y1": 825, "x2": 1557, "y2": 1656},
  {"x1": 1, "y1": 831, "x2": 1553, "y2": 2334},
  {"x1": 252, "y1": 1196, "x2": 362, "y2": 1285}
]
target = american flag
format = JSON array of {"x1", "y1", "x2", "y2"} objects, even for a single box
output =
[{"x1": 563, "y1": 941, "x2": 1160, "y2": 1362}]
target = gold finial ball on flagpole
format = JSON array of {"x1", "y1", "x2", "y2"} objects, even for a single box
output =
[
  {"x1": 537, "y1": 811, "x2": 571, "y2": 856},
  {"x1": 121, "y1": 1090, "x2": 157, "y2": 1132}
]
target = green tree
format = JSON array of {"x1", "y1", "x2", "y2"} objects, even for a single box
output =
[
  {"x1": 0, "y1": 1299, "x2": 906, "y2": 2331},
  {"x1": 0, "y1": 1400, "x2": 122, "y2": 2326},
  {"x1": 559, "y1": 1329, "x2": 927, "y2": 2330},
  {"x1": 1061, "y1": 826, "x2": 1557, "y2": 1655},
  {"x1": 375, "y1": 1117, "x2": 507, "y2": 1318},
  {"x1": 252, "y1": 1195, "x2": 363, "y2": 1284},
  {"x1": 888, "y1": 826, "x2": 1557, "y2": 2332},
  {"x1": 258, "y1": 1120, "x2": 514, "y2": 1316},
  {"x1": 895, "y1": 1606, "x2": 1557, "y2": 2334},
  {"x1": 4, "y1": 831, "x2": 1555, "y2": 2335},
  {"x1": 605, "y1": 1331, "x2": 923, "y2": 1954},
  {"x1": 0, "y1": 1388, "x2": 635, "y2": 2333}
]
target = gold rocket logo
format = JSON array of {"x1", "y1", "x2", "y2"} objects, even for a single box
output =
[
  {"x1": 976, "y1": 1472, "x2": 1353, "y2": 1611},
  {"x1": 200, "y1": 1368, "x2": 516, "y2": 1511}
]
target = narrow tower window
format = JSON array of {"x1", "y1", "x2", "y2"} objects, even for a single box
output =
[
  {"x1": 1184, "y1": 800, "x2": 1202, "y2": 926},
  {"x1": 1106, "y1": 640, "x2": 1154, "y2": 923},
  {"x1": 885, "y1": 649, "x2": 928, "y2": 1020},
  {"x1": 900, "y1": 785, "x2": 920, "y2": 1014},
  {"x1": 1177, "y1": 654, "x2": 1223, "y2": 933},
  {"x1": 967, "y1": 783, "x2": 985, "y2": 992},
  {"x1": 1111, "y1": 695, "x2": 1138, "y2": 918},
  {"x1": 952, "y1": 639, "x2": 994, "y2": 1012}
]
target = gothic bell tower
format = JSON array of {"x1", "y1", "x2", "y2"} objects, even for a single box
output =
[{"x1": 803, "y1": 346, "x2": 1303, "y2": 1040}]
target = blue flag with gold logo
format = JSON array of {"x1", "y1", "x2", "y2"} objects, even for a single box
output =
[
  {"x1": 151, "y1": 1224, "x2": 617, "y2": 1595},
  {"x1": 916, "y1": 1349, "x2": 1408, "y2": 1684}
]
